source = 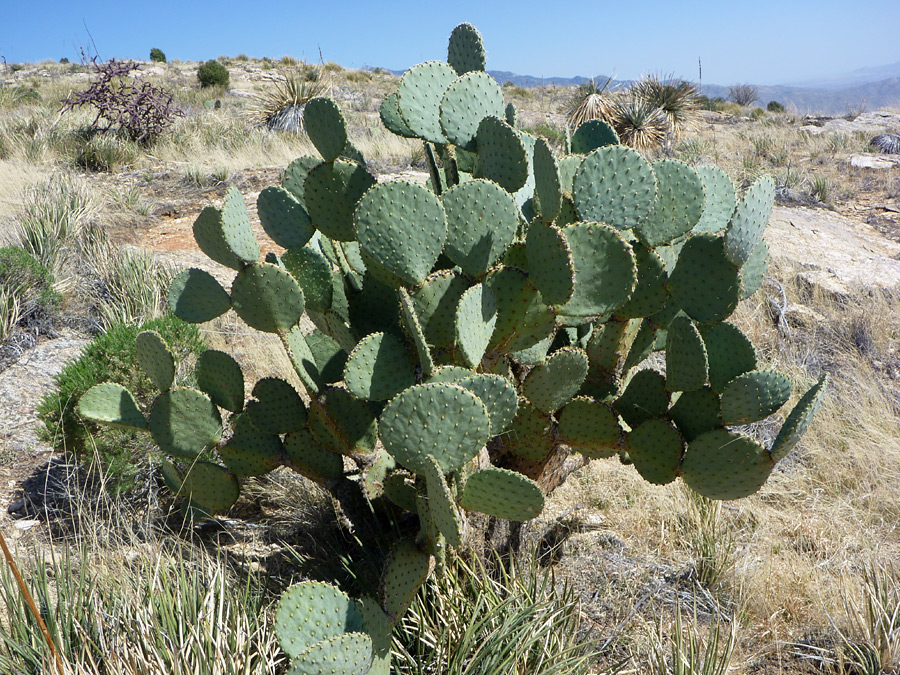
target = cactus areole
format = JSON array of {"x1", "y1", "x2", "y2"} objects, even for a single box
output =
[{"x1": 79, "y1": 23, "x2": 827, "y2": 672}]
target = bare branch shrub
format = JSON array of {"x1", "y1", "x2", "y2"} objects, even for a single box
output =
[{"x1": 728, "y1": 83, "x2": 759, "y2": 106}]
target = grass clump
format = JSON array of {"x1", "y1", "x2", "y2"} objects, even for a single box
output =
[
  {"x1": 36, "y1": 314, "x2": 206, "y2": 494},
  {"x1": 0, "y1": 246, "x2": 61, "y2": 339}
]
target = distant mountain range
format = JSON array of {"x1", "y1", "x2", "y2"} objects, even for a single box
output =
[{"x1": 385, "y1": 63, "x2": 900, "y2": 115}]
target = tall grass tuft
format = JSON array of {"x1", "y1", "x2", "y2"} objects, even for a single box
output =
[{"x1": 645, "y1": 601, "x2": 738, "y2": 675}]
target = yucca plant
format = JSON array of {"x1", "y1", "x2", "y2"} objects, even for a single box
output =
[
  {"x1": 632, "y1": 74, "x2": 699, "y2": 140},
  {"x1": 248, "y1": 63, "x2": 329, "y2": 133},
  {"x1": 566, "y1": 75, "x2": 617, "y2": 129},
  {"x1": 645, "y1": 601, "x2": 737, "y2": 675},
  {"x1": 610, "y1": 95, "x2": 669, "y2": 152}
]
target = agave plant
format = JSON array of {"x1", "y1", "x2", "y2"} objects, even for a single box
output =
[{"x1": 248, "y1": 62, "x2": 330, "y2": 133}]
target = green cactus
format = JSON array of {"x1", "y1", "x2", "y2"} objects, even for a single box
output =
[{"x1": 78, "y1": 23, "x2": 827, "y2": 671}]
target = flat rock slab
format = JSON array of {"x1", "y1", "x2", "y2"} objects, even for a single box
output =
[
  {"x1": 766, "y1": 206, "x2": 900, "y2": 296},
  {"x1": 848, "y1": 153, "x2": 900, "y2": 169}
]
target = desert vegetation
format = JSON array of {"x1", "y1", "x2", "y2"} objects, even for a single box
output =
[{"x1": 0, "y1": 22, "x2": 897, "y2": 675}]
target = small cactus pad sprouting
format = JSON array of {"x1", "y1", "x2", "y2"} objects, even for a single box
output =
[
  {"x1": 636, "y1": 159, "x2": 704, "y2": 247},
  {"x1": 78, "y1": 383, "x2": 147, "y2": 430},
  {"x1": 459, "y1": 467, "x2": 545, "y2": 521},
  {"x1": 769, "y1": 374, "x2": 828, "y2": 462},
  {"x1": 397, "y1": 61, "x2": 457, "y2": 144},
  {"x1": 668, "y1": 235, "x2": 741, "y2": 324},
  {"x1": 455, "y1": 283, "x2": 497, "y2": 368},
  {"x1": 682, "y1": 428, "x2": 773, "y2": 500},
  {"x1": 665, "y1": 316, "x2": 709, "y2": 392},
  {"x1": 720, "y1": 370, "x2": 792, "y2": 425},
  {"x1": 304, "y1": 97, "x2": 348, "y2": 163},
  {"x1": 230, "y1": 262, "x2": 306, "y2": 333},
  {"x1": 474, "y1": 116, "x2": 529, "y2": 193},
  {"x1": 304, "y1": 160, "x2": 377, "y2": 242},
  {"x1": 669, "y1": 387, "x2": 721, "y2": 442},
  {"x1": 257, "y1": 186, "x2": 314, "y2": 250},
  {"x1": 381, "y1": 538, "x2": 433, "y2": 623},
  {"x1": 149, "y1": 388, "x2": 222, "y2": 459},
  {"x1": 442, "y1": 179, "x2": 519, "y2": 277},
  {"x1": 557, "y1": 396, "x2": 621, "y2": 458},
  {"x1": 701, "y1": 321, "x2": 758, "y2": 393},
  {"x1": 135, "y1": 330, "x2": 175, "y2": 392},
  {"x1": 246, "y1": 377, "x2": 308, "y2": 434},
  {"x1": 439, "y1": 71, "x2": 504, "y2": 151},
  {"x1": 447, "y1": 22, "x2": 486, "y2": 75},
  {"x1": 275, "y1": 581, "x2": 367, "y2": 659},
  {"x1": 569, "y1": 119, "x2": 619, "y2": 155},
  {"x1": 421, "y1": 454, "x2": 462, "y2": 548},
  {"x1": 344, "y1": 332, "x2": 417, "y2": 401},
  {"x1": 355, "y1": 181, "x2": 448, "y2": 287},
  {"x1": 168, "y1": 268, "x2": 231, "y2": 324},
  {"x1": 627, "y1": 419, "x2": 684, "y2": 485},
  {"x1": 573, "y1": 145, "x2": 657, "y2": 230},
  {"x1": 725, "y1": 174, "x2": 775, "y2": 267},
  {"x1": 196, "y1": 350, "x2": 245, "y2": 413},
  {"x1": 525, "y1": 221, "x2": 575, "y2": 306},
  {"x1": 557, "y1": 222, "x2": 637, "y2": 319},
  {"x1": 694, "y1": 165, "x2": 736, "y2": 235},
  {"x1": 379, "y1": 382, "x2": 491, "y2": 474},
  {"x1": 522, "y1": 347, "x2": 589, "y2": 414}
]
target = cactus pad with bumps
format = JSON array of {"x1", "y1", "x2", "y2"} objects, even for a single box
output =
[
  {"x1": 275, "y1": 581, "x2": 367, "y2": 659},
  {"x1": 398, "y1": 287, "x2": 434, "y2": 376},
  {"x1": 503, "y1": 399, "x2": 554, "y2": 462},
  {"x1": 522, "y1": 347, "x2": 589, "y2": 414},
  {"x1": 439, "y1": 71, "x2": 504, "y2": 151},
  {"x1": 627, "y1": 419, "x2": 684, "y2": 485},
  {"x1": 570, "y1": 119, "x2": 619, "y2": 155},
  {"x1": 176, "y1": 461, "x2": 240, "y2": 513},
  {"x1": 668, "y1": 235, "x2": 741, "y2": 324},
  {"x1": 149, "y1": 388, "x2": 222, "y2": 459},
  {"x1": 532, "y1": 138, "x2": 561, "y2": 222},
  {"x1": 615, "y1": 369, "x2": 669, "y2": 428},
  {"x1": 456, "y1": 373, "x2": 518, "y2": 435},
  {"x1": 485, "y1": 267, "x2": 556, "y2": 353},
  {"x1": 459, "y1": 467, "x2": 544, "y2": 521},
  {"x1": 720, "y1": 370, "x2": 791, "y2": 425},
  {"x1": 78, "y1": 383, "x2": 147, "y2": 430},
  {"x1": 304, "y1": 97, "x2": 348, "y2": 163},
  {"x1": 455, "y1": 283, "x2": 497, "y2": 368},
  {"x1": 380, "y1": 92, "x2": 417, "y2": 138},
  {"x1": 573, "y1": 145, "x2": 657, "y2": 230},
  {"x1": 694, "y1": 165, "x2": 736, "y2": 235},
  {"x1": 283, "y1": 428, "x2": 345, "y2": 483},
  {"x1": 725, "y1": 175, "x2": 775, "y2": 266},
  {"x1": 231, "y1": 262, "x2": 306, "y2": 333},
  {"x1": 282, "y1": 155, "x2": 321, "y2": 203},
  {"x1": 257, "y1": 186, "x2": 314, "y2": 250},
  {"x1": 196, "y1": 350, "x2": 244, "y2": 413},
  {"x1": 614, "y1": 243, "x2": 668, "y2": 319},
  {"x1": 526, "y1": 221, "x2": 575, "y2": 306},
  {"x1": 637, "y1": 159, "x2": 704, "y2": 247},
  {"x1": 411, "y1": 271, "x2": 470, "y2": 351},
  {"x1": 379, "y1": 382, "x2": 491, "y2": 474},
  {"x1": 769, "y1": 374, "x2": 828, "y2": 462},
  {"x1": 168, "y1": 268, "x2": 231, "y2": 324},
  {"x1": 287, "y1": 632, "x2": 374, "y2": 675},
  {"x1": 702, "y1": 321, "x2": 758, "y2": 393},
  {"x1": 669, "y1": 387, "x2": 721, "y2": 442},
  {"x1": 557, "y1": 396, "x2": 621, "y2": 458},
  {"x1": 682, "y1": 428, "x2": 773, "y2": 500},
  {"x1": 219, "y1": 413, "x2": 283, "y2": 476},
  {"x1": 739, "y1": 239, "x2": 770, "y2": 300},
  {"x1": 344, "y1": 332, "x2": 417, "y2": 401},
  {"x1": 308, "y1": 388, "x2": 378, "y2": 456},
  {"x1": 421, "y1": 454, "x2": 462, "y2": 548},
  {"x1": 474, "y1": 116, "x2": 529, "y2": 193},
  {"x1": 282, "y1": 245, "x2": 334, "y2": 313},
  {"x1": 304, "y1": 160, "x2": 377, "y2": 242},
  {"x1": 665, "y1": 316, "x2": 709, "y2": 392},
  {"x1": 246, "y1": 377, "x2": 308, "y2": 434},
  {"x1": 397, "y1": 61, "x2": 457, "y2": 144},
  {"x1": 381, "y1": 538, "x2": 433, "y2": 623},
  {"x1": 135, "y1": 330, "x2": 175, "y2": 392},
  {"x1": 447, "y1": 23, "x2": 486, "y2": 75}
]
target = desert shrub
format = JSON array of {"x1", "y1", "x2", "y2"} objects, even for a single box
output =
[
  {"x1": 0, "y1": 246, "x2": 61, "y2": 339},
  {"x1": 749, "y1": 106, "x2": 767, "y2": 120},
  {"x1": 37, "y1": 314, "x2": 205, "y2": 493},
  {"x1": 197, "y1": 59, "x2": 230, "y2": 88},
  {"x1": 524, "y1": 122, "x2": 566, "y2": 148},
  {"x1": 149, "y1": 47, "x2": 166, "y2": 63},
  {"x1": 767, "y1": 100, "x2": 785, "y2": 113},
  {"x1": 69, "y1": 130, "x2": 140, "y2": 171},
  {"x1": 631, "y1": 73, "x2": 699, "y2": 138},
  {"x1": 728, "y1": 83, "x2": 758, "y2": 106},
  {"x1": 60, "y1": 57, "x2": 184, "y2": 145},
  {"x1": 59, "y1": 57, "x2": 69, "y2": 64}
]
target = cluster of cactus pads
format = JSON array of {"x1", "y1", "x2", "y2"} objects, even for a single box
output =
[{"x1": 78, "y1": 24, "x2": 827, "y2": 673}]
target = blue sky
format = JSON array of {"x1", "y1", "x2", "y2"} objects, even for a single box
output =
[{"x1": 2, "y1": 1, "x2": 898, "y2": 85}]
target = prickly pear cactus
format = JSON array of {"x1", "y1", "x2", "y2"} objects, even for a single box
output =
[{"x1": 79, "y1": 23, "x2": 827, "y2": 670}]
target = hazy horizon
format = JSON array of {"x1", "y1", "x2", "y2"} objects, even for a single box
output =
[{"x1": 3, "y1": 0, "x2": 899, "y2": 87}]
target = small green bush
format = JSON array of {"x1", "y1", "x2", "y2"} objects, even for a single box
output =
[
  {"x1": 767, "y1": 100, "x2": 786, "y2": 113},
  {"x1": 749, "y1": 106, "x2": 767, "y2": 120},
  {"x1": 523, "y1": 123, "x2": 566, "y2": 148},
  {"x1": 59, "y1": 57, "x2": 70, "y2": 64},
  {"x1": 37, "y1": 314, "x2": 206, "y2": 493},
  {"x1": 197, "y1": 60, "x2": 229, "y2": 88},
  {"x1": 149, "y1": 48, "x2": 166, "y2": 63}
]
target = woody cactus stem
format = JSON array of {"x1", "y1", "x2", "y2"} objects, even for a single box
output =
[{"x1": 79, "y1": 22, "x2": 827, "y2": 674}]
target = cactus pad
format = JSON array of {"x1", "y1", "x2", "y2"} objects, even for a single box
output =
[
  {"x1": 381, "y1": 538, "x2": 433, "y2": 622},
  {"x1": 557, "y1": 396, "x2": 621, "y2": 458},
  {"x1": 275, "y1": 581, "x2": 367, "y2": 659},
  {"x1": 474, "y1": 116, "x2": 529, "y2": 193},
  {"x1": 627, "y1": 419, "x2": 684, "y2": 485},
  {"x1": 622, "y1": 320, "x2": 658, "y2": 372},
  {"x1": 447, "y1": 23, "x2": 486, "y2": 75},
  {"x1": 573, "y1": 145, "x2": 657, "y2": 230},
  {"x1": 569, "y1": 119, "x2": 619, "y2": 155},
  {"x1": 78, "y1": 383, "x2": 147, "y2": 430},
  {"x1": 283, "y1": 428, "x2": 344, "y2": 483},
  {"x1": 196, "y1": 350, "x2": 244, "y2": 412},
  {"x1": 168, "y1": 268, "x2": 231, "y2": 324},
  {"x1": 356, "y1": 181, "x2": 447, "y2": 287},
  {"x1": 398, "y1": 287, "x2": 434, "y2": 376},
  {"x1": 485, "y1": 267, "x2": 556, "y2": 353},
  {"x1": 282, "y1": 245, "x2": 333, "y2": 313},
  {"x1": 421, "y1": 454, "x2": 462, "y2": 548},
  {"x1": 308, "y1": 388, "x2": 378, "y2": 456},
  {"x1": 694, "y1": 165, "x2": 736, "y2": 235},
  {"x1": 257, "y1": 186, "x2": 314, "y2": 250},
  {"x1": 344, "y1": 332, "x2": 416, "y2": 401},
  {"x1": 682, "y1": 428, "x2": 773, "y2": 500},
  {"x1": 720, "y1": 370, "x2": 791, "y2": 425},
  {"x1": 175, "y1": 461, "x2": 240, "y2": 513},
  {"x1": 287, "y1": 632, "x2": 374, "y2": 675},
  {"x1": 379, "y1": 382, "x2": 491, "y2": 474},
  {"x1": 439, "y1": 71, "x2": 504, "y2": 151},
  {"x1": 191, "y1": 205, "x2": 250, "y2": 271},
  {"x1": 702, "y1": 321, "x2": 758, "y2": 393},
  {"x1": 412, "y1": 271, "x2": 470, "y2": 351},
  {"x1": 442, "y1": 178, "x2": 519, "y2": 277},
  {"x1": 615, "y1": 369, "x2": 669, "y2": 428},
  {"x1": 522, "y1": 346, "x2": 589, "y2": 414},
  {"x1": 459, "y1": 467, "x2": 544, "y2": 521},
  {"x1": 135, "y1": 330, "x2": 175, "y2": 392},
  {"x1": 526, "y1": 222, "x2": 575, "y2": 306},
  {"x1": 725, "y1": 174, "x2": 775, "y2": 266},
  {"x1": 455, "y1": 283, "x2": 497, "y2": 368},
  {"x1": 769, "y1": 374, "x2": 828, "y2": 462},
  {"x1": 380, "y1": 92, "x2": 416, "y2": 138},
  {"x1": 304, "y1": 97, "x2": 348, "y2": 163},
  {"x1": 665, "y1": 316, "x2": 709, "y2": 392},
  {"x1": 397, "y1": 61, "x2": 457, "y2": 144},
  {"x1": 614, "y1": 244, "x2": 668, "y2": 319},
  {"x1": 503, "y1": 399, "x2": 554, "y2": 462},
  {"x1": 668, "y1": 235, "x2": 741, "y2": 324},
  {"x1": 246, "y1": 377, "x2": 307, "y2": 434},
  {"x1": 221, "y1": 187, "x2": 260, "y2": 265},
  {"x1": 739, "y1": 239, "x2": 770, "y2": 299},
  {"x1": 456, "y1": 373, "x2": 518, "y2": 435},
  {"x1": 533, "y1": 138, "x2": 561, "y2": 222},
  {"x1": 557, "y1": 222, "x2": 637, "y2": 318},
  {"x1": 282, "y1": 155, "x2": 321, "y2": 203},
  {"x1": 636, "y1": 159, "x2": 704, "y2": 247},
  {"x1": 149, "y1": 388, "x2": 222, "y2": 459},
  {"x1": 219, "y1": 413, "x2": 283, "y2": 476},
  {"x1": 230, "y1": 262, "x2": 306, "y2": 333},
  {"x1": 304, "y1": 160, "x2": 377, "y2": 242},
  {"x1": 306, "y1": 331, "x2": 348, "y2": 384},
  {"x1": 669, "y1": 387, "x2": 721, "y2": 442}
]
